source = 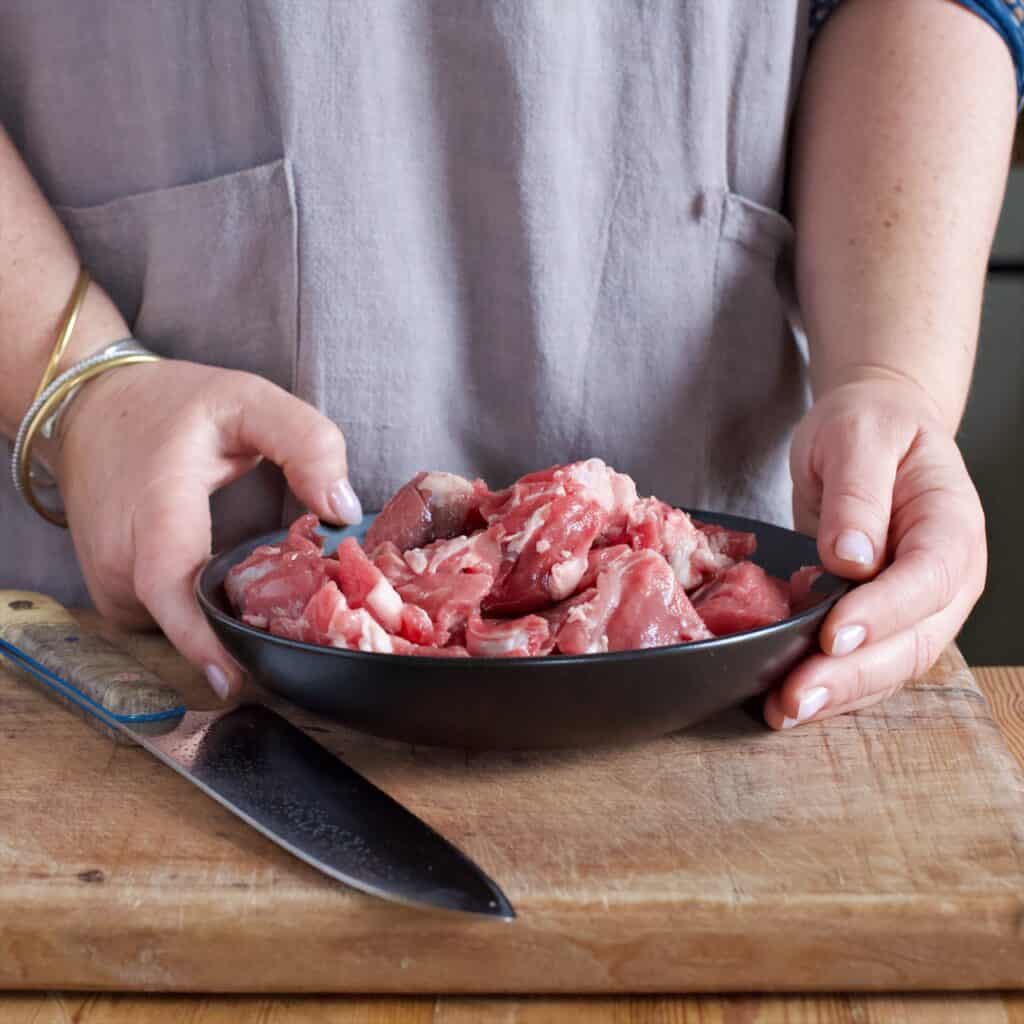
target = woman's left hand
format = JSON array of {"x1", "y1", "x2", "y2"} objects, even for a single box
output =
[{"x1": 764, "y1": 376, "x2": 987, "y2": 729}]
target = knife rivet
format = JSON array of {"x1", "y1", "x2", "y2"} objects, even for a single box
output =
[{"x1": 8, "y1": 600, "x2": 33, "y2": 610}]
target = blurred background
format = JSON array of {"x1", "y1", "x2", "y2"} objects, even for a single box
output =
[{"x1": 956, "y1": 131, "x2": 1024, "y2": 664}]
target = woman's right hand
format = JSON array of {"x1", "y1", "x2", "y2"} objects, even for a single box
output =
[{"x1": 55, "y1": 358, "x2": 362, "y2": 700}]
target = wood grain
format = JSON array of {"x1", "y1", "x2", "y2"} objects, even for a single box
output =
[
  {"x1": 2, "y1": 992, "x2": 1023, "y2": 1023},
  {"x1": 0, "y1": 591, "x2": 184, "y2": 741},
  {"x1": 2, "y1": 615, "x2": 1024, "y2": 999}
]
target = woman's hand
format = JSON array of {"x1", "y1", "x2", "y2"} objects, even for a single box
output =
[
  {"x1": 55, "y1": 359, "x2": 362, "y2": 700},
  {"x1": 764, "y1": 375, "x2": 986, "y2": 729}
]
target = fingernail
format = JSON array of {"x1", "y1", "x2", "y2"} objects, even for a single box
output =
[
  {"x1": 206, "y1": 664, "x2": 232, "y2": 701},
  {"x1": 835, "y1": 529, "x2": 874, "y2": 566},
  {"x1": 329, "y1": 478, "x2": 363, "y2": 525},
  {"x1": 831, "y1": 624, "x2": 866, "y2": 657},
  {"x1": 781, "y1": 686, "x2": 829, "y2": 729}
]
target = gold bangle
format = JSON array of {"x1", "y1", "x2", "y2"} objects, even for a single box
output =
[
  {"x1": 31, "y1": 268, "x2": 91, "y2": 406},
  {"x1": 16, "y1": 352, "x2": 161, "y2": 527}
]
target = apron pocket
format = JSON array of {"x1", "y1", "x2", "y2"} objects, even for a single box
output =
[
  {"x1": 706, "y1": 190, "x2": 808, "y2": 525},
  {"x1": 55, "y1": 157, "x2": 299, "y2": 549},
  {"x1": 55, "y1": 157, "x2": 298, "y2": 389}
]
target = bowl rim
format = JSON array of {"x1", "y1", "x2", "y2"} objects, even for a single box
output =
[{"x1": 196, "y1": 511, "x2": 851, "y2": 669}]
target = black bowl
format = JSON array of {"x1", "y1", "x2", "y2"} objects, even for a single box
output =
[{"x1": 196, "y1": 510, "x2": 848, "y2": 750}]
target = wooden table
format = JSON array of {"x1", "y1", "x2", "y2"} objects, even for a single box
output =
[{"x1": 4, "y1": 663, "x2": 1023, "y2": 1023}]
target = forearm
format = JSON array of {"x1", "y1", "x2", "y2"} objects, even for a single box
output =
[
  {"x1": 0, "y1": 125, "x2": 127, "y2": 438},
  {"x1": 791, "y1": 0, "x2": 1017, "y2": 432}
]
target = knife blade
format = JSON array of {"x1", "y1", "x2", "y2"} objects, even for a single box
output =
[{"x1": 0, "y1": 591, "x2": 514, "y2": 920}]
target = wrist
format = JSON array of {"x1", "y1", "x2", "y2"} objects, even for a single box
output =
[
  {"x1": 2, "y1": 279, "x2": 131, "y2": 440},
  {"x1": 812, "y1": 362, "x2": 960, "y2": 434},
  {"x1": 13, "y1": 344, "x2": 163, "y2": 527}
]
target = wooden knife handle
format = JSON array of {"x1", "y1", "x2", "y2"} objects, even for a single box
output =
[{"x1": 0, "y1": 590, "x2": 186, "y2": 744}]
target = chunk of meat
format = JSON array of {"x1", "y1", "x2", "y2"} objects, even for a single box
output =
[
  {"x1": 691, "y1": 561, "x2": 790, "y2": 637},
  {"x1": 555, "y1": 549, "x2": 711, "y2": 655},
  {"x1": 329, "y1": 537, "x2": 439, "y2": 645},
  {"x1": 269, "y1": 581, "x2": 395, "y2": 652},
  {"x1": 693, "y1": 520, "x2": 758, "y2": 562},
  {"x1": 482, "y1": 458, "x2": 637, "y2": 538},
  {"x1": 626, "y1": 499, "x2": 756, "y2": 591},
  {"x1": 372, "y1": 541, "x2": 415, "y2": 588},
  {"x1": 575, "y1": 544, "x2": 632, "y2": 591},
  {"x1": 789, "y1": 565, "x2": 826, "y2": 613},
  {"x1": 402, "y1": 530, "x2": 502, "y2": 578},
  {"x1": 371, "y1": 530, "x2": 501, "y2": 644},
  {"x1": 483, "y1": 490, "x2": 606, "y2": 616},
  {"x1": 624, "y1": 499, "x2": 706, "y2": 590},
  {"x1": 226, "y1": 514, "x2": 327, "y2": 628},
  {"x1": 465, "y1": 611, "x2": 551, "y2": 658},
  {"x1": 331, "y1": 537, "x2": 405, "y2": 632},
  {"x1": 389, "y1": 637, "x2": 471, "y2": 658},
  {"x1": 394, "y1": 569, "x2": 496, "y2": 647},
  {"x1": 363, "y1": 471, "x2": 487, "y2": 554}
]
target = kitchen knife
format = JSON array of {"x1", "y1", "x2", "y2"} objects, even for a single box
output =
[{"x1": 0, "y1": 590, "x2": 514, "y2": 920}]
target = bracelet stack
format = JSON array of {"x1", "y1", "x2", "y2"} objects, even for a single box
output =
[{"x1": 10, "y1": 268, "x2": 161, "y2": 527}]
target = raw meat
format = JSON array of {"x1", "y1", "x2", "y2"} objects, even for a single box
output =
[
  {"x1": 483, "y1": 488, "x2": 606, "y2": 616},
  {"x1": 694, "y1": 520, "x2": 758, "y2": 561},
  {"x1": 576, "y1": 544, "x2": 633, "y2": 591},
  {"x1": 378, "y1": 531, "x2": 503, "y2": 645},
  {"x1": 330, "y1": 537, "x2": 437, "y2": 645},
  {"x1": 272, "y1": 580, "x2": 395, "y2": 653},
  {"x1": 555, "y1": 549, "x2": 711, "y2": 655},
  {"x1": 389, "y1": 637, "x2": 471, "y2": 658},
  {"x1": 226, "y1": 514, "x2": 327, "y2": 629},
  {"x1": 363, "y1": 471, "x2": 486, "y2": 554},
  {"x1": 691, "y1": 561, "x2": 791, "y2": 636},
  {"x1": 393, "y1": 570, "x2": 495, "y2": 647},
  {"x1": 465, "y1": 611, "x2": 551, "y2": 658},
  {"x1": 225, "y1": 459, "x2": 822, "y2": 658},
  {"x1": 626, "y1": 499, "x2": 756, "y2": 591},
  {"x1": 789, "y1": 565, "x2": 826, "y2": 612}
]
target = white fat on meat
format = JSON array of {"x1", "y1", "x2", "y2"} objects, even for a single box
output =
[
  {"x1": 548, "y1": 555, "x2": 588, "y2": 601},
  {"x1": 668, "y1": 537, "x2": 701, "y2": 589},
  {"x1": 560, "y1": 562, "x2": 624, "y2": 654},
  {"x1": 224, "y1": 550, "x2": 280, "y2": 608},
  {"x1": 318, "y1": 587, "x2": 394, "y2": 653},
  {"x1": 471, "y1": 629, "x2": 529, "y2": 658},
  {"x1": 402, "y1": 533, "x2": 501, "y2": 577},
  {"x1": 501, "y1": 503, "x2": 552, "y2": 558},
  {"x1": 417, "y1": 472, "x2": 470, "y2": 504},
  {"x1": 365, "y1": 577, "x2": 403, "y2": 632},
  {"x1": 404, "y1": 549, "x2": 429, "y2": 575},
  {"x1": 352, "y1": 610, "x2": 394, "y2": 653},
  {"x1": 563, "y1": 459, "x2": 638, "y2": 519}
]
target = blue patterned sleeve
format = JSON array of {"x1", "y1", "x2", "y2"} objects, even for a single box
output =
[{"x1": 810, "y1": 0, "x2": 1024, "y2": 107}]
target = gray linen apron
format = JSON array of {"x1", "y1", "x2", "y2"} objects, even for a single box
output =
[{"x1": 0, "y1": 1, "x2": 811, "y2": 606}]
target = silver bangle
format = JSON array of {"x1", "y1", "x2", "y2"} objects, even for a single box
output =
[{"x1": 11, "y1": 338, "x2": 156, "y2": 505}]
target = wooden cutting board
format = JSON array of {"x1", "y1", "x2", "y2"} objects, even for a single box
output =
[{"x1": 2, "y1": 612, "x2": 1023, "y2": 994}]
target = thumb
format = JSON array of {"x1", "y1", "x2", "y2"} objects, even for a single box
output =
[
  {"x1": 814, "y1": 421, "x2": 901, "y2": 580},
  {"x1": 221, "y1": 375, "x2": 361, "y2": 525}
]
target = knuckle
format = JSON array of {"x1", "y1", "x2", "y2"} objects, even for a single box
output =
[
  {"x1": 216, "y1": 370, "x2": 277, "y2": 415},
  {"x1": 831, "y1": 479, "x2": 887, "y2": 518},
  {"x1": 285, "y1": 413, "x2": 347, "y2": 474}
]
